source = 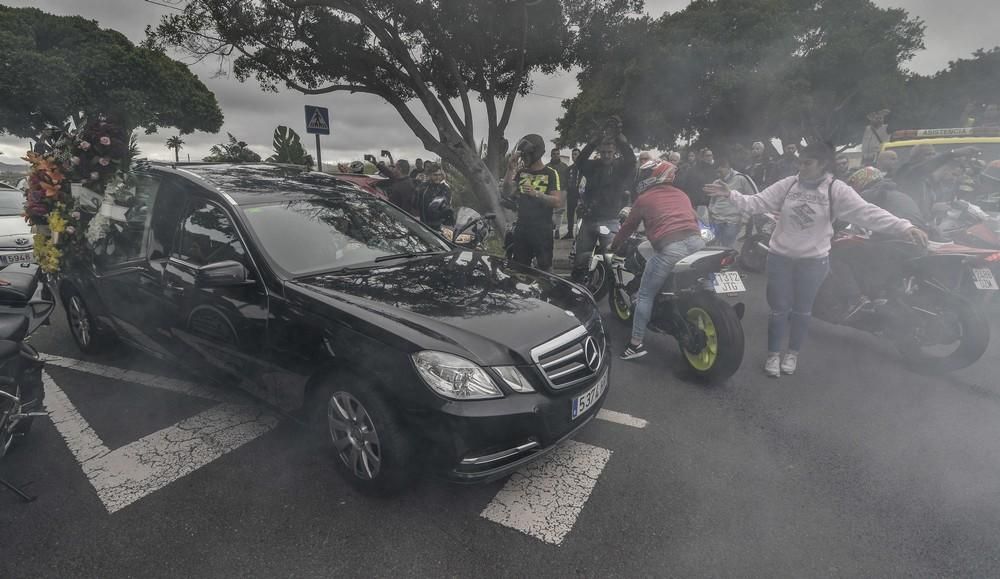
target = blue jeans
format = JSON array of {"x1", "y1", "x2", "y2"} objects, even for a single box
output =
[
  {"x1": 632, "y1": 235, "x2": 706, "y2": 343},
  {"x1": 713, "y1": 221, "x2": 742, "y2": 248},
  {"x1": 765, "y1": 252, "x2": 831, "y2": 353}
]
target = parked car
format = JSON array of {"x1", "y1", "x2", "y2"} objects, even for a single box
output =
[
  {"x1": 0, "y1": 185, "x2": 34, "y2": 266},
  {"x1": 58, "y1": 163, "x2": 610, "y2": 494}
]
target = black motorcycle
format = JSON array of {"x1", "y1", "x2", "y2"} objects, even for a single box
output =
[
  {"x1": 567, "y1": 218, "x2": 616, "y2": 300},
  {"x1": 0, "y1": 262, "x2": 54, "y2": 501},
  {"x1": 739, "y1": 212, "x2": 777, "y2": 273},
  {"x1": 608, "y1": 234, "x2": 747, "y2": 382},
  {"x1": 813, "y1": 234, "x2": 991, "y2": 374},
  {"x1": 441, "y1": 207, "x2": 496, "y2": 251}
]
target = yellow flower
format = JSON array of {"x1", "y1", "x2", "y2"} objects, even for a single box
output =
[{"x1": 48, "y1": 211, "x2": 67, "y2": 234}]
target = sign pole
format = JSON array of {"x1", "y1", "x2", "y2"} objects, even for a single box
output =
[{"x1": 315, "y1": 133, "x2": 322, "y2": 172}]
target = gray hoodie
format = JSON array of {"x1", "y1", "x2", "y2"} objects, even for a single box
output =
[
  {"x1": 709, "y1": 169, "x2": 756, "y2": 224},
  {"x1": 727, "y1": 174, "x2": 913, "y2": 259}
]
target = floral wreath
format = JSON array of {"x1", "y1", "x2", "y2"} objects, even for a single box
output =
[{"x1": 23, "y1": 117, "x2": 143, "y2": 273}]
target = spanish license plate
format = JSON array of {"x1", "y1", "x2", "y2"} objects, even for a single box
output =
[
  {"x1": 712, "y1": 271, "x2": 746, "y2": 293},
  {"x1": 1, "y1": 251, "x2": 33, "y2": 265},
  {"x1": 571, "y1": 369, "x2": 608, "y2": 420},
  {"x1": 972, "y1": 268, "x2": 999, "y2": 290}
]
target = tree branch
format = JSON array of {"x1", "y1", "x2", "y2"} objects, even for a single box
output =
[{"x1": 498, "y1": 1, "x2": 530, "y2": 132}]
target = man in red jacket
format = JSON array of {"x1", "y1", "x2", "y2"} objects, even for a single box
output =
[{"x1": 611, "y1": 160, "x2": 704, "y2": 360}]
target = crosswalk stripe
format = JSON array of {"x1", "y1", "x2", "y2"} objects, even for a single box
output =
[{"x1": 596, "y1": 408, "x2": 648, "y2": 428}]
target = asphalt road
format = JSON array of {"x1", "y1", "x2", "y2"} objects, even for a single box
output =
[{"x1": 3, "y1": 273, "x2": 1000, "y2": 578}]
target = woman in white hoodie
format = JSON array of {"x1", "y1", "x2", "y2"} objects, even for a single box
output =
[{"x1": 704, "y1": 143, "x2": 928, "y2": 378}]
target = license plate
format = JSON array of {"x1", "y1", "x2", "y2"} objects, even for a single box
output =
[
  {"x1": 1, "y1": 251, "x2": 33, "y2": 265},
  {"x1": 571, "y1": 370, "x2": 608, "y2": 420},
  {"x1": 972, "y1": 268, "x2": 999, "y2": 290},
  {"x1": 712, "y1": 271, "x2": 746, "y2": 293}
]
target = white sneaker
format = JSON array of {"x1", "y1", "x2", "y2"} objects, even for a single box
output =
[
  {"x1": 781, "y1": 351, "x2": 798, "y2": 375},
  {"x1": 764, "y1": 353, "x2": 781, "y2": 378}
]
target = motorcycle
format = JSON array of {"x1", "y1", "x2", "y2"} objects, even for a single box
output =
[
  {"x1": 608, "y1": 232, "x2": 747, "y2": 382},
  {"x1": 440, "y1": 207, "x2": 496, "y2": 251},
  {"x1": 739, "y1": 212, "x2": 778, "y2": 273},
  {"x1": 0, "y1": 262, "x2": 54, "y2": 502},
  {"x1": 933, "y1": 200, "x2": 1000, "y2": 250},
  {"x1": 813, "y1": 234, "x2": 991, "y2": 374},
  {"x1": 567, "y1": 218, "x2": 617, "y2": 300}
]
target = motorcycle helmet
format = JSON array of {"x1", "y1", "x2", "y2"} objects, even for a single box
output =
[
  {"x1": 426, "y1": 196, "x2": 452, "y2": 224},
  {"x1": 514, "y1": 134, "x2": 545, "y2": 166},
  {"x1": 349, "y1": 161, "x2": 366, "y2": 174},
  {"x1": 847, "y1": 167, "x2": 884, "y2": 192},
  {"x1": 635, "y1": 160, "x2": 677, "y2": 195}
]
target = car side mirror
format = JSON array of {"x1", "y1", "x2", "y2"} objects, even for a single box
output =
[{"x1": 195, "y1": 260, "x2": 253, "y2": 288}]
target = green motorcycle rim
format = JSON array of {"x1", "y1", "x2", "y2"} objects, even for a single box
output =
[{"x1": 684, "y1": 307, "x2": 718, "y2": 371}]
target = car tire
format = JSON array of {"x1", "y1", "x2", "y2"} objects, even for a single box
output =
[
  {"x1": 63, "y1": 288, "x2": 112, "y2": 354},
  {"x1": 310, "y1": 375, "x2": 418, "y2": 496}
]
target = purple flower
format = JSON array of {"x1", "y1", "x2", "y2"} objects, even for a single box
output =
[
  {"x1": 79, "y1": 141, "x2": 91, "y2": 151},
  {"x1": 98, "y1": 157, "x2": 111, "y2": 167},
  {"x1": 99, "y1": 136, "x2": 111, "y2": 146}
]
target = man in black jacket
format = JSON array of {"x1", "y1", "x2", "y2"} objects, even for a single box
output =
[{"x1": 572, "y1": 120, "x2": 635, "y2": 282}]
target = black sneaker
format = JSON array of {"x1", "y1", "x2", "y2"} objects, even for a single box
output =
[{"x1": 621, "y1": 343, "x2": 647, "y2": 360}]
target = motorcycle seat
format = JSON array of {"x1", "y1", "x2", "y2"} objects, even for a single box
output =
[
  {"x1": 0, "y1": 263, "x2": 40, "y2": 307},
  {"x1": 0, "y1": 313, "x2": 28, "y2": 343}
]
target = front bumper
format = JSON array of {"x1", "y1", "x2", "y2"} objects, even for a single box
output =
[{"x1": 408, "y1": 364, "x2": 611, "y2": 484}]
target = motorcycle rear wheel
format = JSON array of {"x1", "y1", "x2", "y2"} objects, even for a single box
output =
[
  {"x1": 895, "y1": 298, "x2": 989, "y2": 374},
  {"x1": 678, "y1": 294, "x2": 745, "y2": 382}
]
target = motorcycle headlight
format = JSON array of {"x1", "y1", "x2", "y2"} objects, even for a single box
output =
[
  {"x1": 455, "y1": 232, "x2": 475, "y2": 244},
  {"x1": 412, "y1": 351, "x2": 503, "y2": 400},
  {"x1": 493, "y1": 366, "x2": 535, "y2": 393}
]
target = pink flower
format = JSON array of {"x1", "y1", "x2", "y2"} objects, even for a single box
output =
[
  {"x1": 98, "y1": 157, "x2": 111, "y2": 167},
  {"x1": 79, "y1": 141, "x2": 91, "y2": 151},
  {"x1": 71, "y1": 211, "x2": 81, "y2": 220},
  {"x1": 65, "y1": 226, "x2": 76, "y2": 235},
  {"x1": 99, "y1": 136, "x2": 111, "y2": 146}
]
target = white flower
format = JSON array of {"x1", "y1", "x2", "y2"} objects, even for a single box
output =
[{"x1": 86, "y1": 213, "x2": 110, "y2": 244}]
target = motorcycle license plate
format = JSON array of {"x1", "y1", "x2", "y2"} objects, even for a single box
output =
[
  {"x1": 972, "y1": 268, "x2": 999, "y2": 290},
  {"x1": 712, "y1": 271, "x2": 746, "y2": 293},
  {"x1": 571, "y1": 369, "x2": 608, "y2": 420}
]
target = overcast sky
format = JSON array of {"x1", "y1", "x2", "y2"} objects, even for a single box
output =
[{"x1": 1, "y1": 0, "x2": 997, "y2": 166}]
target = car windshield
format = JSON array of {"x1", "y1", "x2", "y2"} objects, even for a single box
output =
[
  {"x1": 242, "y1": 195, "x2": 450, "y2": 277},
  {"x1": 0, "y1": 190, "x2": 23, "y2": 216}
]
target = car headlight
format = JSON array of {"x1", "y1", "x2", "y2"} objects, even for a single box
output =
[
  {"x1": 493, "y1": 366, "x2": 535, "y2": 393},
  {"x1": 412, "y1": 351, "x2": 503, "y2": 400}
]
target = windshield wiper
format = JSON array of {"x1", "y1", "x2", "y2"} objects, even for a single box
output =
[{"x1": 373, "y1": 250, "x2": 444, "y2": 263}]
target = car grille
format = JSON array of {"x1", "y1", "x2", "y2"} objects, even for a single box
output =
[{"x1": 530, "y1": 322, "x2": 606, "y2": 390}]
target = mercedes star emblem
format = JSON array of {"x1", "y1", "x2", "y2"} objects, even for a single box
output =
[{"x1": 582, "y1": 336, "x2": 601, "y2": 372}]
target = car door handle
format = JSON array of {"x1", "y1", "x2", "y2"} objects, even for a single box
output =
[{"x1": 164, "y1": 281, "x2": 186, "y2": 294}]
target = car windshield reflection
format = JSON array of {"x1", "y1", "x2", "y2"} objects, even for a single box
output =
[{"x1": 242, "y1": 196, "x2": 450, "y2": 277}]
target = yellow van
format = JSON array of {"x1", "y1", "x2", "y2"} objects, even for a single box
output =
[{"x1": 881, "y1": 127, "x2": 1000, "y2": 164}]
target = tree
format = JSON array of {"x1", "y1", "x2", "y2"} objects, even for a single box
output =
[
  {"x1": 203, "y1": 133, "x2": 262, "y2": 162},
  {"x1": 0, "y1": 6, "x2": 224, "y2": 138},
  {"x1": 166, "y1": 135, "x2": 185, "y2": 163},
  {"x1": 147, "y1": 0, "x2": 640, "y2": 228},
  {"x1": 266, "y1": 126, "x2": 314, "y2": 168},
  {"x1": 895, "y1": 47, "x2": 1000, "y2": 130},
  {"x1": 558, "y1": 0, "x2": 925, "y2": 149}
]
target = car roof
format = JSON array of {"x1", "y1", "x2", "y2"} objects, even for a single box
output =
[{"x1": 154, "y1": 162, "x2": 370, "y2": 206}]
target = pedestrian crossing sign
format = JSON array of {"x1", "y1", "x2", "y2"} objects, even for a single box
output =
[{"x1": 305, "y1": 105, "x2": 330, "y2": 135}]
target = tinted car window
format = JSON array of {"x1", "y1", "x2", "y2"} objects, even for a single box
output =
[
  {"x1": 0, "y1": 190, "x2": 23, "y2": 216},
  {"x1": 95, "y1": 174, "x2": 160, "y2": 266},
  {"x1": 172, "y1": 199, "x2": 246, "y2": 267},
  {"x1": 242, "y1": 196, "x2": 449, "y2": 277}
]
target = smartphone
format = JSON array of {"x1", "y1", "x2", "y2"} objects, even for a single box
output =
[
  {"x1": 363, "y1": 154, "x2": 377, "y2": 163},
  {"x1": 380, "y1": 150, "x2": 391, "y2": 158}
]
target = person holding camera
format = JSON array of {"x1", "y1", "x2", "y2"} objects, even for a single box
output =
[
  {"x1": 502, "y1": 134, "x2": 563, "y2": 271},
  {"x1": 571, "y1": 116, "x2": 636, "y2": 283}
]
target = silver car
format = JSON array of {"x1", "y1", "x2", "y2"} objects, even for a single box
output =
[{"x1": 0, "y1": 183, "x2": 33, "y2": 265}]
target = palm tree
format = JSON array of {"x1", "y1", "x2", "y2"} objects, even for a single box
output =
[{"x1": 166, "y1": 135, "x2": 184, "y2": 163}]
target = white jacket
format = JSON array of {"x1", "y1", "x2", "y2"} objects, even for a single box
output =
[{"x1": 727, "y1": 174, "x2": 913, "y2": 259}]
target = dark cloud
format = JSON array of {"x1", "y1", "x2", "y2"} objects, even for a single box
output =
[{"x1": 2, "y1": 0, "x2": 997, "y2": 165}]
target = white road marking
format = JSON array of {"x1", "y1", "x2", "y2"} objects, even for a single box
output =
[
  {"x1": 42, "y1": 364, "x2": 279, "y2": 514},
  {"x1": 41, "y1": 354, "x2": 232, "y2": 402},
  {"x1": 596, "y1": 408, "x2": 648, "y2": 429},
  {"x1": 480, "y1": 440, "x2": 612, "y2": 545}
]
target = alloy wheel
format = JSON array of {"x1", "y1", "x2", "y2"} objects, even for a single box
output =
[
  {"x1": 683, "y1": 307, "x2": 719, "y2": 371},
  {"x1": 327, "y1": 391, "x2": 382, "y2": 480},
  {"x1": 67, "y1": 296, "x2": 91, "y2": 348}
]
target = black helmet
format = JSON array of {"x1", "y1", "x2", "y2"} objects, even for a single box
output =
[{"x1": 515, "y1": 134, "x2": 546, "y2": 166}]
